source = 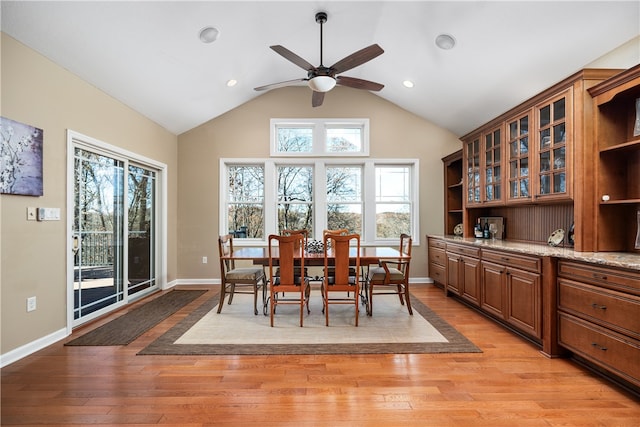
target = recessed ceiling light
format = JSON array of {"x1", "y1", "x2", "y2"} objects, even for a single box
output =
[
  {"x1": 403, "y1": 80, "x2": 414, "y2": 88},
  {"x1": 226, "y1": 79, "x2": 237, "y2": 87},
  {"x1": 435, "y1": 34, "x2": 456, "y2": 50},
  {"x1": 199, "y1": 26, "x2": 220, "y2": 43}
]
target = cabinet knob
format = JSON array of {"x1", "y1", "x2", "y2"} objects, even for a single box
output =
[
  {"x1": 591, "y1": 342, "x2": 608, "y2": 351},
  {"x1": 591, "y1": 303, "x2": 607, "y2": 310}
]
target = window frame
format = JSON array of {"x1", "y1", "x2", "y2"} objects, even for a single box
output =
[
  {"x1": 220, "y1": 158, "x2": 419, "y2": 246},
  {"x1": 270, "y1": 118, "x2": 370, "y2": 157}
]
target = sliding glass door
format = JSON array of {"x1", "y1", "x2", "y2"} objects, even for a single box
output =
[
  {"x1": 73, "y1": 148, "x2": 125, "y2": 322},
  {"x1": 70, "y1": 138, "x2": 161, "y2": 327},
  {"x1": 127, "y1": 165, "x2": 156, "y2": 297}
]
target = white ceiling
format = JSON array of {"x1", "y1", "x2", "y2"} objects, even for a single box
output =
[{"x1": 2, "y1": 1, "x2": 639, "y2": 137}]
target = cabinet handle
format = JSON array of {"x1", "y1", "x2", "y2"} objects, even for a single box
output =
[
  {"x1": 591, "y1": 343, "x2": 608, "y2": 351},
  {"x1": 501, "y1": 257, "x2": 510, "y2": 262},
  {"x1": 591, "y1": 303, "x2": 607, "y2": 310},
  {"x1": 592, "y1": 273, "x2": 608, "y2": 281}
]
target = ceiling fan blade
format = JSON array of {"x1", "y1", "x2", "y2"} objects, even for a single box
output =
[
  {"x1": 270, "y1": 45, "x2": 315, "y2": 71},
  {"x1": 330, "y1": 44, "x2": 384, "y2": 74},
  {"x1": 312, "y1": 91, "x2": 325, "y2": 107},
  {"x1": 254, "y1": 78, "x2": 307, "y2": 91},
  {"x1": 336, "y1": 76, "x2": 384, "y2": 91}
]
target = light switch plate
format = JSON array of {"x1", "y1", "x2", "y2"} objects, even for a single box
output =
[
  {"x1": 27, "y1": 207, "x2": 37, "y2": 221},
  {"x1": 37, "y1": 207, "x2": 61, "y2": 221}
]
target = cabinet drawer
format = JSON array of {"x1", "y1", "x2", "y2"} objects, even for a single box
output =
[
  {"x1": 429, "y1": 247, "x2": 446, "y2": 266},
  {"x1": 482, "y1": 249, "x2": 541, "y2": 273},
  {"x1": 429, "y1": 263, "x2": 446, "y2": 285},
  {"x1": 559, "y1": 313, "x2": 640, "y2": 388},
  {"x1": 428, "y1": 237, "x2": 446, "y2": 250},
  {"x1": 446, "y1": 243, "x2": 480, "y2": 258},
  {"x1": 558, "y1": 261, "x2": 640, "y2": 295},
  {"x1": 558, "y1": 278, "x2": 640, "y2": 340}
]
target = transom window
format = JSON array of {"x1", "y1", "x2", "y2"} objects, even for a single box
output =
[
  {"x1": 220, "y1": 159, "x2": 418, "y2": 245},
  {"x1": 271, "y1": 118, "x2": 369, "y2": 156}
]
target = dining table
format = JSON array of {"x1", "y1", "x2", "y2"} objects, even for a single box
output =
[{"x1": 223, "y1": 246, "x2": 410, "y2": 267}]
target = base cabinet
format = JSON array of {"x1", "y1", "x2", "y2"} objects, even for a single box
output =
[
  {"x1": 558, "y1": 260, "x2": 640, "y2": 390},
  {"x1": 445, "y1": 243, "x2": 480, "y2": 304},
  {"x1": 446, "y1": 243, "x2": 542, "y2": 340},
  {"x1": 480, "y1": 250, "x2": 542, "y2": 340},
  {"x1": 427, "y1": 236, "x2": 447, "y2": 287}
]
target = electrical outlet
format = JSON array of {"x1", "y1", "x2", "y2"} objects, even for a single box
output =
[
  {"x1": 27, "y1": 296, "x2": 37, "y2": 312},
  {"x1": 202, "y1": 256, "x2": 208, "y2": 264}
]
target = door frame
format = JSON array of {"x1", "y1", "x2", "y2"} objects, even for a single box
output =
[{"x1": 66, "y1": 130, "x2": 168, "y2": 333}]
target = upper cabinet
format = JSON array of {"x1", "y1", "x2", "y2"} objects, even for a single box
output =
[
  {"x1": 506, "y1": 109, "x2": 533, "y2": 203},
  {"x1": 465, "y1": 125, "x2": 504, "y2": 207},
  {"x1": 589, "y1": 64, "x2": 640, "y2": 253},
  {"x1": 534, "y1": 88, "x2": 573, "y2": 201},
  {"x1": 460, "y1": 69, "x2": 622, "y2": 251},
  {"x1": 442, "y1": 150, "x2": 463, "y2": 235}
]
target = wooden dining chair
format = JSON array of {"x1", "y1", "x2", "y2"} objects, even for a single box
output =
[
  {"x1": 321, "y1": 232, "x2": 360, "y2": 326},
  {"x1": 365, "y1": 233, "x2": 413, "y2": 316},
  {"x1": 322, "y1": 228, "x2": 356, "y2": 278},
  {"x1": 217, "y1": 234, "x2": 266, "y2": 315},
  {"x1": 268, "y1": 233, "x2": 311, "y2": 327}
]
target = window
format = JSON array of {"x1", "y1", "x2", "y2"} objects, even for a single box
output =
[
  {"x1": 375, "y1": 166, "x2": 411, "y2": 238},
  {"x1": 277, "y1": 164, "x2": 313, "y2": 233},
  {"x1": 271, "y1": 119, "x2": 369, "y2": 156},
  {"x1": 227, "y1": 165, "x2": 264, "y2": 238},
  {"x1": 220, "y1": 159, "x2": 419, "y2": 245}
]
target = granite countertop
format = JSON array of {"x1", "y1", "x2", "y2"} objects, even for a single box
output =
[{"x1": 431, "y1": 235, "x2": 640, "y2": 271}]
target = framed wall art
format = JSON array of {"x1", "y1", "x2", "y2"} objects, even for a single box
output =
[{"x1": 0, "y1": 116, "x2": 43, "y2": 196}]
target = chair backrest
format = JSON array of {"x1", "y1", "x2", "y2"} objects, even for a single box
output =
[
  {"x1": 323, "y1": 232, "x2": 360, "y2": 285},
  {"x1": 269, "y1": 233, "x2": 305, "y2": 285},
  {"x1": 323, "y1": 228, "x2": 348, "y2": 248},
  {"x1": 398, "y1": 233, "x2": 413, "y2": 276},
  {"x1": 218, "y1": 234, "x2": 235, "y2": 275},
  {"x1": 282, "y1": 229, "x2": 309, "y2": 250},
  {"x1": 400, "y1": 233, "x2": 412, "y2": 257}
]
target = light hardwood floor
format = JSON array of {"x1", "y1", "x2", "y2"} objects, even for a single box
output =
[{"x1": 2, "y1": 284, "x2": 638, "y2": 426}]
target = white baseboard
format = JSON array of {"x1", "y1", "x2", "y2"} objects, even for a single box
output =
[
  {"x1": 174, "y1": 278, "x2": 220, "y2": 286},
  {"x1": 1, "y1": 327, "x2": 68, "y2": 368}
]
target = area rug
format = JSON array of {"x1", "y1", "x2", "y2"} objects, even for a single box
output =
[
  {"x1": 66, "y1": 290, "x2": 207, "y2": 346},
  {"x1": 138, "y1": 290, "x2": 481, "y2": 355}
]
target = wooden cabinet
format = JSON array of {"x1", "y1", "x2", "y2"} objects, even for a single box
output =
[
  {"x1": 461, "y1": 69, "x2": 621, "y2": 251},
  {"x1": 442, "y1": 150, "x2": 463, "y2": 235},
  {"x1": 445, "y1": 243, "x2": 480, "y2": 304},
  {"x1": 464, "y1": 125, "x2": 504, "y2": 207},
  {"x1": 557, "y1": 260, "x2": 640, "y2": 390},
  {"x1": 427, "y1": 236, "x2": 447, "y2": 287},
  {"x1": 534, "y1": 89, "x2": 573, "y2": 201},
  {"x1": 588, "y1": 64, "x2": 640, "y2": 253},
  {"x1": 480, "y1": 249, "x2": 542, "y2": 340},
  {"x1": 506, "y1": 109, "x2": 533, "y2": 203}
]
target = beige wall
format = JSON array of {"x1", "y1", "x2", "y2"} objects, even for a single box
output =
[
  {"x1": 177, "y1": 86, "x2": 462, "y2": 280},
  {"x1": 0, "y1": 34, "x2": 178, "y2": 355}
]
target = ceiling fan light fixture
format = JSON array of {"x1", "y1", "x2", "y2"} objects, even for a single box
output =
[
  {"x1": 435, "y1": 34, "x2": 456, "y2": 50},
  {"x1": 308, "y1": 75, "x2": 336, "y2": 92},
  {"x1": 199, "y1": 26, "x2": 220, "y2": 43}
]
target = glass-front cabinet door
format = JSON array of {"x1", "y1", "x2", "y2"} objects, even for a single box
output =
[
  {"x1": 535, "y1": 89, "x2": 573, "y2": 200},
  {"x1": 483, "y1": 126, "x2": 503, "y2": 205},
  {"x1": 465, "y1": 135, "x2": 482, "y2": 206},
  {"x1": 507, "y1": 111, "x2": 532, "y2": 202}
]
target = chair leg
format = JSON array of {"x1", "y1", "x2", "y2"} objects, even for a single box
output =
[
  {"x1": 217, "y1": 283, "x2": 227, "y2": 313},
  {"x1": 253, "y1": 284, "x2": 258, "y2": 315},
  {"x1": 227, "y1": 284, "x2": 236, "y2": 304},
  {"x1": 403, "y1": 285, "x2": 413, "y2": 315},
  {"x1": 397, "y1": 284, "x2": 405, "y2": 305}
]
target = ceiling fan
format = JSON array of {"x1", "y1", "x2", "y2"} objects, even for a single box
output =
[{"x1": 254, "y1": 11, "x2": 385, "y2": 107}]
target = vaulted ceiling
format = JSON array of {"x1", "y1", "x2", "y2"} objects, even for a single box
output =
[{"x1": 2, "y1": 1, "x2": 639, "y2": 136}]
